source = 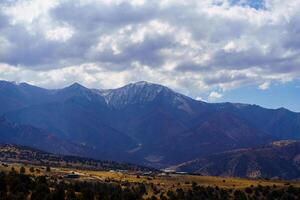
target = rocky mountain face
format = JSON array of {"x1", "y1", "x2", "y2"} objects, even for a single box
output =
[
  {"x1": 173, "y1": 140, "x2": 300, "y2": 180},
  {"x1": 0, "y1": 80, "x2": 300, "y2": 170}
]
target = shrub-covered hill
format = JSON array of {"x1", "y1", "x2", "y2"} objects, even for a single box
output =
[
  {"x1": 174, "y1": 140, "x2": 300, "y2": 180},
  {"x1": 0, "y1": 144, "x2": 156, "y2": 172}
]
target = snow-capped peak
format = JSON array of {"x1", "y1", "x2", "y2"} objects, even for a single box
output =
[{"x1": 99, "y1": 81, "x2": 190, "y2": 109}]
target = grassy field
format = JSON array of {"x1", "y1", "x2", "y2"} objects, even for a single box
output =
[
  {"x1": 73, "y1": 170, "x2": 298, "y2": 187},
  {"x1": 2, "y1": 161, "x2": 299, "y2": 189}
]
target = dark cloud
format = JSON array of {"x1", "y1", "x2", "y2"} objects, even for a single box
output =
[
  {"x1": 283, "y1": 13, "x2": 300, "y2": 50},
  {"x1": 0, "y1": 24, "x2": 73, "y2": 68},
  {"x1": 51, "y1": 2, "x2": 157, "y2": 29},
  {"x1": 0, "y1": 13, "x2": 9, "y2": 29},
  {"x1": 203, "y1": 73, "x2": 250, "y2": 85},
  {"x1": 176, "y1": 62, "x2": 209, "y2": 72},
  {"x1": 93, "y1": 34, "x2": 173, "y2": 67}
]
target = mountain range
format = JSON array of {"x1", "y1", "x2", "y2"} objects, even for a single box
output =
[{"x1": 0, "y1": 80, "x2": 300, "y2": 174}]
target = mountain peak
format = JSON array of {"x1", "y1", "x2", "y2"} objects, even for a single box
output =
[
  {"x1": 99, "y1": 81, "x2": 170, "y2": 107},
  {"x1": 130, "y1": 81, "x2": 176, "y2": 95},
  {"x1": 67, "y1": 82, "x2": 86, "y2": 89},
  {"x1": 0, "y1": 80, "x2": 20, "y2": 87},
  {"x1": 59, "y1": 82, "x2": 90, "y2": 93},
  {"x1": 133, "y1": 80, "x2": 150, "y2": 85},
  {"x1": 127, "y1": 81, "x2": 166, "y2": 89},
  {"x1": 0, "y1": 80, "x2": 48, "y2": 90},
  {"x1": 131, "y1": 81, "x2": 155, "y2": 86},
  {"x1": 99, "y1": 81, "x2": 195, "y2": 109},
  {"x1": 56, "y1": 82, "x2": 107, "y2": 104},
  {"x1": 57, "y1": 82, "x2": 92, "y2": 97}
]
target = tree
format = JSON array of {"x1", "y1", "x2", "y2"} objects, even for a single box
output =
[
  {"x1": 234, "y1": 190, "x2": 247, "y2": 200},
  {"x1": 11, "y1": 167, "x2": 16, "y2": 173},
  {"x1": 0, "y1": 172, "x2": 6, "y2": 192},
  {"x1": 31, "y1": 183, "x2": 50, "y2": 200},
  {"x1": 66, "y1": 189, "x2": 77, "y2": 200},
  {"x1": 0, "y1": 172, "x2": 7, "y2": 198},
  {"x1": 29, "y1": 167, "x2": 35, "y2": 173},
  {"x1": 20, "y1": 166, "x2": 26, "y2": 174},
  {"x1": 137, "y1": 183, "x2": 146, "y2": 197},
  {"x1": 46, "y1": 166, "x2": 51, "y2": 172},
  {"x1": 51, "y1": 186, "x2": 65, "y2": 200},
  {"x1": 81, "y1": 188, "x2": 94, "y2": 200},
  {"x1": 149, "y1": 196, "x2": 158, "y2": 200}
]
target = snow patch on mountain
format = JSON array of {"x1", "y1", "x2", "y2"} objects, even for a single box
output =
[{"x1": 98, "y1": 81, "x2": 168, "y2": 108}]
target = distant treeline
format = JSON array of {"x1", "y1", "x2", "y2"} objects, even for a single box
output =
[{"x1": 1, "y1": 170, "x2": 300, "y2": 200}]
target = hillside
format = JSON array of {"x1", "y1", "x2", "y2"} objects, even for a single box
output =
[
  {"x1": 0, "y1": 144, "x2": 155, "y2": 172},
  {"x1": 174, "y1": 140, "x2": 300, "y2": 180},
  {"x1": 0, "y1": 117, "x2": 90, "y2": 156}
]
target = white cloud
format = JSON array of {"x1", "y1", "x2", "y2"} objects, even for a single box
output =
[
  {"x1": 0, "y1": 0, "x2": 300, "y2": 98},
  {"x1": 3, "y1": 0, "x2": 59, "y2": 24},
  {"x1": 209, "y1": 91, "x2": 223, "y2": 100},
  {"x1": 45, "y1": 26, "x2": 74, "y2": 42},
  {"x1": 196, "y1": 96, "x2": 204, "y2": 101},
  {"x1": 259, "y1": 82, "x2": 270, "y2": 90}
]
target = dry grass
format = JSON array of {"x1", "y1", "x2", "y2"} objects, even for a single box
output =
[
  {"x1": 1, "y1": 162, "x2": 300, "y2": 191},
  {"x1": 54, "y1": 167, "x2": 300, "y2": 190}
]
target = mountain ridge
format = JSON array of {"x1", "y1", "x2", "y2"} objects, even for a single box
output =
[{"x1": 1, "y1": 80, "x2": 298, "y2": 113}]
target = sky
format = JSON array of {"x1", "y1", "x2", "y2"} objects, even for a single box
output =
[{"x1": 0, "y1": 0, "x2": 299, "y2": 112}]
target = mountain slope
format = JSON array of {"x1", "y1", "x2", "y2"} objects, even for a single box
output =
[
  {"x1": 174, "y1": 140, "x2": 300, "y2": 180},
  {"x1": 0, "y1": 117, "x2": 88, "y2": 156},
  {"x1": 235, "y1": 105, "x2": 300, "y2": 139},
  {"x1": 5, "y1": 100, "x2": 138, "y2": 162},
  {"x1": 165, "y1": 111, "x2": 271, "y2": 163}
]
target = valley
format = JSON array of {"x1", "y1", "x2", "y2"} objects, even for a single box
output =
[{"x1": 0, "y1": 143, "x2": 300, "y2": 199}]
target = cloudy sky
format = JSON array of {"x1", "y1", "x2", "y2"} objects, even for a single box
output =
[{"x1": 0, "y1": 0, "x2": 300, "y2": 111}]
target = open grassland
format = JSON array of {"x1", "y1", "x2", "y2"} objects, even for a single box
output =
[
  {"x1": 2, "y1": 162, "x2": 299, "y2": 189},
  {"x1": 73, "y1": 169, "x2": 300, "y2": 188}
]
